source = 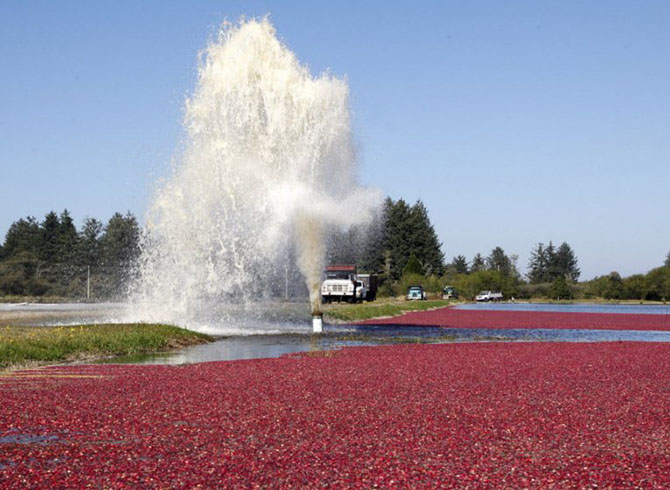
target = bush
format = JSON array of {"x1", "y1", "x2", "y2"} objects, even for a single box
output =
[
  {"x1": 550, "y1": 277, "x2": 574, "y2": 300},
  {"x1": 518, "y1": 283, "x2": 550, "y2": 299}
]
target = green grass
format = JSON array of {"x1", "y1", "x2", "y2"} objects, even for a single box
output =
[
  {"x1": 0, "y1": 295, "x2": 77, "y2": 304},
  {"x1": 0, "y1": 323, "x2": 213, "y2": 368},
  {"x1": 322, "y1": 299, "x2": 454, "y2": 322}
]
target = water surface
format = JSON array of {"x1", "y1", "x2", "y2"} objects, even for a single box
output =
[
  {"x1": 101, "y1": 323, "x2": 670, "y2": 366},
  {"x1": 454, "y1": 302, "x2": 670, "y2": 315}
]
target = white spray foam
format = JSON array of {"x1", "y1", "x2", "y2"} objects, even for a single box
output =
[{"x1": 127, "y1": 18, "x2": 380, "y2": 332}]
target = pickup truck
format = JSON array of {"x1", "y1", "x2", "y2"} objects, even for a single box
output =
[{"x1": 475, "y1": 290, "x2": 504, "y2": 302}]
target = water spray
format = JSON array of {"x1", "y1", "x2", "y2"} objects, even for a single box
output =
[{"x1": 129, "y1": 18, "x2": 380, "y2": 332}]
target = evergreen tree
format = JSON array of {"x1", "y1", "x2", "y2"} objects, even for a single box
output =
[
  {"x1": 528, "y1": 240, "x2": 580, "y2": 282},
  {"x1": 1, "y1": 217, "x2": 42, "y2": 258},
  {"x1": 554, "y1": 242, "x2": 580, "y2": 281},
  {"x1": 402, "y1": 253, "x2": 424, "y2": 276},
  {"x1": 407, "y1": 200, "x2": 445, "y2": 275},
  {"x1": 57, "y1": 209, "x2": 79, "y2": 265},
  {"x1": 471, "y1": 253, "x2": 485, "y2": 272},
  {"x1": 0, "y1": 210, "x2": 146, "y2": 298},
  {"x1": 544, "y1": 241, "x2": 560, "y2": 281},
  {"x1": 527, "y1": 242, "x2": 549, "y2": 283},
  {"x1": 101, "y1": 212, "x2": 140, "y2": 268},
  {"x1": 382, "y1": 198, "x2": 445, "y2": 278},
  {"x1": 665, "y1": 251, "x2": 670, "y2": 268},
  {"x1": 78, "y1": 217, "x2": 103, "y2": 266},
  {"x1": 100, "y1": 212, "x2": 140, "y2": 296},
  {"x1": 384, "y1": 198, "x2": 411, "y2": 279},
  {"x1": 39, "y1": 211, "x2": 61, "y2": 265},
  {"x1": 451, "y1": 255, "x2": 469, "y2": 274},
  {"x1": 487, "y1": 246, "x2": 513, "y2": 278}
]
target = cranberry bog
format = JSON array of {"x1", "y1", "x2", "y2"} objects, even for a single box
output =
[
  {"x1": 356, "y1": 303, "x2": 670, "y2": 332},
  {"x1": 2, "y1": 304, "x2": 670, "y2": 488},
  {"x1": 2, "y1": 342, "x2": 670, "y2": 488}
]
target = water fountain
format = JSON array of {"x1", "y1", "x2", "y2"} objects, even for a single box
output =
[{"x1": 130, "y1": 18, "x2": 380, "y2": 334}]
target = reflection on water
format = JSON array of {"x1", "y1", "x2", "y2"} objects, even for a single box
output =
[{"x1": 100, "y1": 324, "x2": 670, "y2": 366}]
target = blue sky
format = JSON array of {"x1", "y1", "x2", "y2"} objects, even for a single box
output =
[{"x1": 1, "y1": 1, "x2": 668, "y2": 279}]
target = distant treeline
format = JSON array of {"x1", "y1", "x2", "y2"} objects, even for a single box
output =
[
  {"x1": 0, "y1": 210, "x2": 139, "y2": 298},
  {"x1": 445, "y1": 243, "x2": 669, "y2": 302},
  {"x1": 328, "y1": 197, "x2": 670, "y2": 301},
  {"x1": 1, "y1": 203, "x2": 669, "y2": 301}
]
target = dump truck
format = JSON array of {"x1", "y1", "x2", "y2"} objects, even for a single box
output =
[
  {"x1": 321, "y1": 265, "x2": 378, "y2": 303},
  {"x1": 356, "y1": 273, "x2": 378, "y2": 301}
]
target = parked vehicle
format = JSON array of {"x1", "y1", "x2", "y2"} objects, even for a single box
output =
[
  {"x1": 442, "y1": 286, "x2": 458, "y2": 300},
  {"x1": 321, "y1": 265, "x2": 370, "y2": 303},
  {"x1": 356, "y1": 273, "x2": 378, "y2": 301},
  {"x1": 475, "y1": 290, "x2": 504, "y2": 302},
  {"x1": 407, "y1": 285, "x2": 427, "y2": 301}
]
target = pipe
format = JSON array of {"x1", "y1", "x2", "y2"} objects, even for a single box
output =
[{"x1": 312, "y1": 313, "x2": 323, "y2": 333}]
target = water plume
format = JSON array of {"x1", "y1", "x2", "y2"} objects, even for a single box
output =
[{"x1": 129, "y1": 18, "x2": 380, "y2": 332}]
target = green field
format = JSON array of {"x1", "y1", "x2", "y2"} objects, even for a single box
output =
[
  {"x1": 322, "y1": 299, "x2": 455, "y2": 322},
  {"x1": 0, "y1": 323, "x2": 213, "y2": 368}
]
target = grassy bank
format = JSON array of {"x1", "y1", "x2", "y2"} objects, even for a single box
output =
[
  {"x1": 323, "y1": 299, "x2": 455, "y2": 322},
  {"x1": 0, "y1": 323, "x2": 213, "y2": 368},
  {"x1": 0, "y1": 295, "x2": 81, "y2": 303}
]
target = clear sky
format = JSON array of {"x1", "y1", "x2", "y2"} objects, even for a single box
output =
[{"x1": 1, "y1": 1, "x2": 668, "y2": 280}]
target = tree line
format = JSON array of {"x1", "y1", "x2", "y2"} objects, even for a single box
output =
[
  {"x1": 1, "y1": 203, "x2": 668, "y2": 301},
  {"x1": 326, "y1": 197, "x2": 669, "y2": 301},
  {"x1": 0, "y1": 210, "x2": 139, "y2": 298}
]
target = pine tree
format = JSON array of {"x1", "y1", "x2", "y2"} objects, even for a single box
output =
[
  {"x1": 487, "y1": 246, "x2": 513, "y2": 278},
  {"x1": 1, "y1": 217, "x2": 41, "y2": 258},
  {"x1": 544, "y1": 241, "x2": 559, "y2": 281},
  {"x1": 101, "y1": 212, "x2": 140, "y2": 268},
  {"x1": 384, "y1": 198, "x2": 411, "y2": 279},
  {"x1": 57, "y1": 209, "x2": 79, "y2": 265},
  {"x1": 471, "y1": 253, "x2": 485, "y2": 272},
  {"x1": 39, "y1": 211, "x2": 61, "y2": 265},
  {"x1": 407, "y1": 200, "x2": 444, "y2": 275},
  {"x1": 78, "y1": 217, "x2": 103, "y2": 266},
  {"x1": 451, "y1": 255, "x2": 469, "y2": 274},
  {"x1": 554, "y1": 242, "x2": 580, "y2": 281},
  {"x1": 100, "y1": 212, "x2": 140, "y2": 296},
  {"x1": 402, "y1": 253, "x2": 424, "y2": 276},
  {"x1": 528, "y1": 242, "x2": 549, "y2": 283}
]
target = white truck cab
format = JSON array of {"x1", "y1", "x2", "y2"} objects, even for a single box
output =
[
  {"x1": 320, "y1": 265, "x2": 367, "y2": 303},
  {"x1": 321, "y1": 279, "x2": 366, "y2": 303}
]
